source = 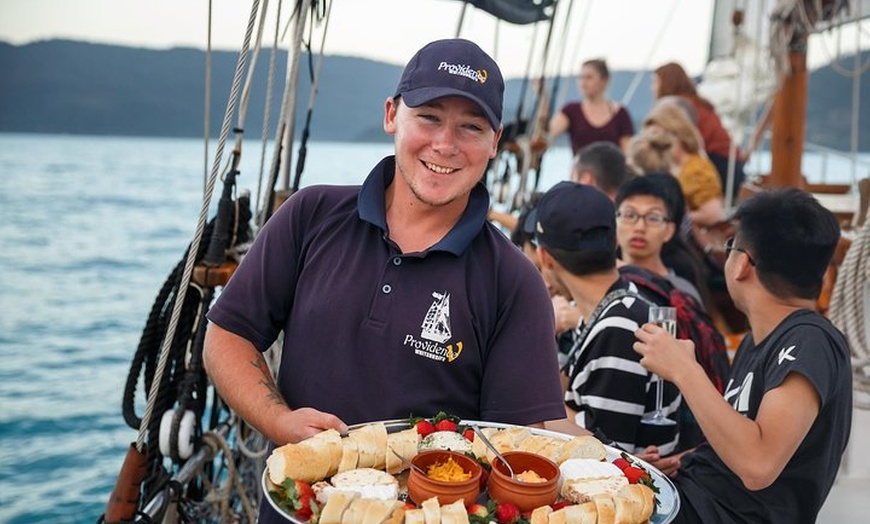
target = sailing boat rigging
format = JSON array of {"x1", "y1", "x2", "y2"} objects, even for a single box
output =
[{"x1": 101, "y1": 1, "x2": 869, "y2": 522}]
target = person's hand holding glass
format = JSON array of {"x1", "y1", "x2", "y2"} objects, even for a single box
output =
[{"x1": 641, "y1": 306, "x2": 678, "y2": 426}]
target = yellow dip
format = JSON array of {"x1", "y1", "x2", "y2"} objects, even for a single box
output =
[
  {"x1": 516, "y1": 469, "x2": 547, "y2": 483},
  {"x1": 426, "y1": 457, "x2": 472, "y2": 482}
]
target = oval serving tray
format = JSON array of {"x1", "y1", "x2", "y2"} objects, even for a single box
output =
[{"x1": 263, "y1": 419, "x2": 680, "y2": 523}]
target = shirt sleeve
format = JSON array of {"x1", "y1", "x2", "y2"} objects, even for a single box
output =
[
  {"x1": 762, "y1": 324, "x2": 841, "y2": 406},
  {"x1": 206, "y1": 189, "x2": 308, "y2": 351},
  {"x1": 678, "y1": 155, "x2": 723, "y2": 210},
  {"x1": 615, "y1": 106, "x2": 635, "y2": 138}
]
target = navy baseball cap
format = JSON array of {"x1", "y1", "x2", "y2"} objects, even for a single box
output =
[
  {"x1": 394, "y1": 38, "x2": 504, "y2": 131},
  {"x1": 532, "y1": 182, "x2": 616, "y2": 251}
]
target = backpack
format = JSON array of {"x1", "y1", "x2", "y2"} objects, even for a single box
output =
[{"x1": 619, "y1": 266, "x2": 731, "y2": 394}]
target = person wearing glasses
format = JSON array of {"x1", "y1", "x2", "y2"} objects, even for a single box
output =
[
  {"x1": 614, "y1": 174, "x2": 704, "y2": 305},
  {"x1": 633, "y1": 188, "x2": 852, "y2": 524},
  {"x1": 533, "y1": 181, "x2": 681, "y2": 453}
]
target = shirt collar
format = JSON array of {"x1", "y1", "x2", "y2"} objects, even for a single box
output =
[{"x1": 358, "y1": 155, "x2": 489, "y2": 256}]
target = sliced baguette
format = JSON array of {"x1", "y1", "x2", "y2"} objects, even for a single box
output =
[
  {"x1": 591, "y1": 495, "x2": 616, "y2": 524},
  {"x1": 440, "y1": 499, "x2": 470, "y2": 524},
  {"x1": 529, "y1": 505, "x2": 552, "y2": 524},
  {"x1": 266, "y1": 435, "x2": 333, "y2": 484},
  {"x1": 612, "y1": 494, "x2": 637, "y2": 524},
  {"x1": 420, "y1": 496, "x2": 441, "y2": 524},
  {"x1": 404, "y1": 508, "x2": 426, "y2": 524},
  {"x1": 361, "y1": 499, "x2": 400, "y2": 524},
  {"x1": 338, "y1": 436, "x2": 361, "y2": 473},
  {"x1": 618, "y1": 483, "x2": 655, "y2": 523},
  {"x1": 556, "y1": 435, "x2": 607, "y2": 464},
  {"x1": 319, "y1": 491, "x2": 360, "y2": 524}
]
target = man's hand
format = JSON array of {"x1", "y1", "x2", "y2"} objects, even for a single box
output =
[
  {"x1": 552, "y1": 295, "x2": 580, "y2": 335},
  {"x1": 633, "y1": 322, "x2": 697, "y2": 382},
  {"x1": 274, "y1": 407, "x2": 349, "y2": 445}
]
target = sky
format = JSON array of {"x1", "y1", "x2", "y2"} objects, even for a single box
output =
[{"x1": 1, "y1": 0, "x2": 866, "y2": 79}]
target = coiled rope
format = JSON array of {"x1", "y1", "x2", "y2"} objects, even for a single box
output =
[{"x1": 829, "y1": 210, "x2": 870, "y2": 409}]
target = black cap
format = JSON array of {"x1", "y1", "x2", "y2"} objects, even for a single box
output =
[
  {"x1": 532, "y1": 182, "x2": 616, "y2": 251},
  {"x1": 394, "y1": 38, "x2": 504, "y2": 131}
]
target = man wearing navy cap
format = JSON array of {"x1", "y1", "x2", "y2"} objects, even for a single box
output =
[
  {"x1": 203, "y1": 39, "x2": 566, "y2": 521},
  {"x1": 534, "y1": 181, "x2": 681, "y2": 454}
]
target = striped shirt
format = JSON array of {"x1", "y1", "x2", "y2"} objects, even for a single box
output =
[{"x1": 564, "y1": 279, "x2": 681, "y2": 454}]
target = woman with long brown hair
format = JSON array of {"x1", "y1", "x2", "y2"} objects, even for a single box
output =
[{"x1": 653, "y1": 62, "x2": 746, "y2": 199}]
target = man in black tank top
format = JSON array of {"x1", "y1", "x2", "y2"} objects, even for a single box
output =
[{"x1": 633, "y1": 188, "x2": 852, "y2": 524}]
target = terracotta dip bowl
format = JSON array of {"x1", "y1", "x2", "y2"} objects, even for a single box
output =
[
  {"x1": 486, "y1": 451, "x2": 561, "y2": 511},
  {"x1": 407, "y1": 450, "x2": 482, "y2": 506}
]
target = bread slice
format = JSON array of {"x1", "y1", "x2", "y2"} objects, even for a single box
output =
[
  {"x1": 420, "y1": 496, "x2": 441, "y2": 524},
  {"x1": 349, "y1": 425, "x2": 379, "y2": 469},
  {"x1": 404, "y1": 508, "x2": 426, "y2": 524},
  {"x1": 611, "y1": 493, "x2": 636, "y2": 524},
  {"x1": 573, "y1": 501, "x2": 599, "y2": 524},
  {"x1": 361, "y1": 499, "x2": 400, "y2": 524},
  {"x1": 266, "y1": 435, "x2": 333, "y2": 484},
  {"x1": 591, "y1": 495, "x2": 616, "y2": 524},
  {"x1": 384, "y1": 506, "x2": 407, "y2": 524},
  {"x1": 319, "y1": 491, "x2": 360, "y2": 524},
  {"x1": 440, "y1": 499, "x2": 470, "y2": 524},
  {"x1": 369, "y1": 423, "x2": 389, "y2": 470},
  {"x1": 386, "y1": 428, "x2": 419, "y2": 474},
  {"x1": 618, "y1": 484, "x2": 655, "y2": 523},
  {"x1": 311, "y1": 428, "x2": 344, "y2": 477},
  {"x1": 341, "y1": 497, "x2": 371, "y2": 524},
  {"x1": 529, "y1": 505, "x2": 552, "y2": 524},
  {"x1": 338, "y1": 436, "x2": 361, "y2": 473},
  {"x1": 556, "y1": 435, "x2": 607, "y2": 464},
  {"x1": 471, "y1": 427, "x2": 498, "y2": 462}
]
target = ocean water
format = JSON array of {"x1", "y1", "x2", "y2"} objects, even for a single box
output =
[{"x1": 0, "y1": 132, "x2": 865, "y2": 524}]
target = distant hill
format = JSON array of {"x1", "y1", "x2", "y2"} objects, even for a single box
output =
[{"x1": 0, "y1": 39, "x2": 866, "y2": 150}]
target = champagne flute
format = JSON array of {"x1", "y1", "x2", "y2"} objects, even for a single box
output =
[{"x1": 641, "y1": 306, "x2": 678, "y2": 426}]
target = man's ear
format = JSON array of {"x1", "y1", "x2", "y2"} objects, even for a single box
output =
[
  {"x1": 489, "y1": 125, "x2": 503, "y2": 158},
  {"x1": 663, "y1": 220, "x2": 676, "y2": 243},
  {"x1": 537, "y1": 245, "x2": 554, "y2": 269},
  {"x1": 384, "y1": 97, "x2": 398, "y2": 135}
]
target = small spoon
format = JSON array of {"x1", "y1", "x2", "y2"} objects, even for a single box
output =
[
  {"x1": 471, "y1": 425, "x2": 516, "y2": 480},
  {"x1": 389, "y1": 447, "x2": 427, "y2": 476}
]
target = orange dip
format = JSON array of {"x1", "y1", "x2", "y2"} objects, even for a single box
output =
[
  {"x1": 426, "y1": 457, "x2": 472, "y2": 482},
  {"x1": 516, "y1": 469, "x2": 547, "y2": 483}
]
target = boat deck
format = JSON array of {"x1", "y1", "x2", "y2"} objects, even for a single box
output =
[{"x1": 818, "y1": 406, "x2": 870, "y2": 522}]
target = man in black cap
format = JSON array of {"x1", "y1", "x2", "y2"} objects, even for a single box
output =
[
  {"x1": 203, "y1": 39, "x2": 567, "y2": 522},
  {"x1": 534, "y1": 181, "x2": 681, "y2": 454}
]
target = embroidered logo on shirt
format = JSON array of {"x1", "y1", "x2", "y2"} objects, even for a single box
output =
[
  {"x1": 402, "y1": 291, "x2": 463, "y2": 363},
  {"x1": 421, "y1": 291, "x2": 451, "y2": 343},
  {"x1": 778, "y1": 345, "x2": 796, "y2": 365}
]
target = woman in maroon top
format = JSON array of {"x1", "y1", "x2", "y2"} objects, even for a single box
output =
[{"x1": 548, "y1": 59, "x2": 635, "y2": 155}]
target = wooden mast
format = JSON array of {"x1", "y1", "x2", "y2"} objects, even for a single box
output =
[{"x1": 769, "y1": 31, "x2": 810, "y2": 188}]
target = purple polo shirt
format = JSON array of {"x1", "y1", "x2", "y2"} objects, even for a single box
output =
[{"x1": 207, "y1": 156, "x2": 565, "y2": 428}]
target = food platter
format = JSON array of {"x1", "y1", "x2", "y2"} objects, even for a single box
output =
[{"x1": 263, "y1": 419, "x2": 680, "y2": 523}]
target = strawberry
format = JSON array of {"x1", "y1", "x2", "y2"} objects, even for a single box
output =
[
  {"x1": 404, "y1": 502, "x2": 418, "y2": 510},
  {"x1": 463, "y1": 428, "x2": 475, "y2": 441},
  {"x1": 623, "y1": 466, "x2": 650, "y2": 484},
  {"x1": 434, "y1": 419, "x2": 458, "y2": 432},
  {"x1": 551, "y1": 501, "x2": 573, "y2": 511},
  {"x1": 295, "y1": 492, "x2": 317, "y2": 520},
  {"x1": 467, "y1": 504, "x2": 490, "y2": 518},
  {"x1": 415, "y1": 420, "x2": 436, "y2": 437},
  {"x1": 495, "y1": 502, "x2": 521, "y2": 524},
  {"x1": 612, "y1": 458, "x2": 631, "y2": 471}
]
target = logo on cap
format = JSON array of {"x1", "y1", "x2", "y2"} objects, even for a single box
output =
[{"x1": 437, "y1": 62, "x2": 489, "y2": 84}]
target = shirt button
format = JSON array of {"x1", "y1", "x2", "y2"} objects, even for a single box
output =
[
  {"x1": 392, "y1": 257, "x2": 402, "y2": 266},
  {"x1": 382, "y1": 284, "x2": 392, "y2": 294}
]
